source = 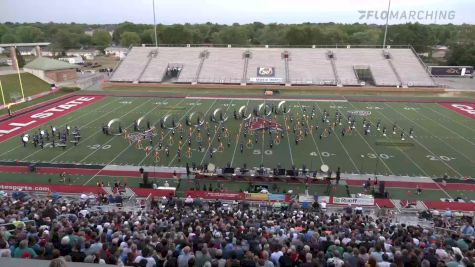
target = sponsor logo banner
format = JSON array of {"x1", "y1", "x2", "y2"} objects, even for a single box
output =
[
  {"x1": 298, "y1": 194, "x2": 317, "y2": 203},
  {"x1": 430, "y1": 66, "x2": 473, "y2": 77},
  {"x1": 441, "y1": 103, "x2": 475, "y2": 120},
  {"x1": 250, "y1": 77, "x2": 283, "y2": 83},
  {"x1": 257, "y1": 67, "x2": 275, "y2": 77},
  {"x1": 332, "y1": 197, "x2": 375, "y2": 206},
  {"x1": 0, "y1": 96, "x2": 104, "y2": 142},
  {"x1": 0, "y1": 182, "x2": 104, "y2": 194},
  {"x1": 268, "y1": 194, "x2": 286, "y2": 201},
  {"x1": 245, "y1": 193, "x2": 269, "y2": 201},
  {"x1": 185, "y1": 191, "x2": 245, "y2": 201}
]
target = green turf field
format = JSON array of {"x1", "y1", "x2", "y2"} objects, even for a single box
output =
[
  {"x1": 0, "y1": 73, "x2": 51, "y2": 101},
  {"x1": 0, "y1": 96, "x2": 474, "y2": 179}
]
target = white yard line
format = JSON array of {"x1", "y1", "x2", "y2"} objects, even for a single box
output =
[
  {"x1": 44, "y1": 101, "x2": 129, "y2": 162},
  {"x1": 314, "y1": 101, "x2": 360, "y2": 172},
  {"x1": 230, "y1": 100, "x2": 250, "y2": 166},
  {"x1": 137, "y1": 99, "x2": 202, "y2": 166},
  {"x1": 383, "y1": 102, "x2": 464, "y2": 177},
  {"x1": 297, "y1": 102, "x2": 324, "y2": 166},
  {"x1": 282, "y1": 111, "x2": 295, "y2": 166},
  {"x1": 424, "y1": 104, "x2": 475, "y2": 135},
  {"x1": 408, "y1": 103, "x2": 475, "y2": 152},
  {"x1": 2, "y1": 97, "x2": 116, "y2": 158},
  {"x1": 339, "y1": 100, "x2": 394, "y2": 175},
  {"x1": 200, "y1": 100, "x2": 233, "y2": 165},
  {"x1": 167, "y1": 99, "x2": 217, "y2": 167},
  {"x1": 347, "y1": 100, "x2": 430, "y2": 178},
  {"x1": 78, "y1": 98, "x2": 155, "y2": 164},
  {"x1": 82, "y1": 98, "x2": 182, "y2": 186},
  {"x1": 186, "y1": 96, "x2": 348, "y2": 102}
]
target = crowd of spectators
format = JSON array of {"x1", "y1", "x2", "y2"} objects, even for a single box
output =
[{"x1": 0, "y1": 194, "x2": 475, "y2": 267}]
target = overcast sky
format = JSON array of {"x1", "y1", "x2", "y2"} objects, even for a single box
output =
[{"x1": 0, "y1": 0, "x2": 473, "y2": 25}]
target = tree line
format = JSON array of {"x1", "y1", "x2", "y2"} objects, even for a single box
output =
[{"x1": 0, "y1": 22, "x2": 473, "y2": 66}]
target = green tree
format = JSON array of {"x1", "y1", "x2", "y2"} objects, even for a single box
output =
[
  {"x1": 0, "y1": 25, "x2": 7, "y2": 40},
  {"x1": 92, "y1": 30, "x2": 111, "y2": 49},
  {"x1": 1, "y1": 33, "x2": 16, "y2": 43},
  {"x1": 15, "y1": 48, "x2": 25, "y2": 68},
  {"x1": 212, "y1": 26, "x2": 249, "y2": 45},
  {"x1": 120, "y1": 31, "x2": 141, "y2": 47},
  {"x1": 447, "y1": 43, "x2": 475, "y2": 67},
  {"x1": 159, "y1": 24, "x2": 193, "y2": 44},
  {"x1": 15, "y1": 26, "x2": 44, "y2": 42}
]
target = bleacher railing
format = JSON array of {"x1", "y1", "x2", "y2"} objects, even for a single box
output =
[{"x1": 138, "y1": 44, "x2": 413, "y2": 49}]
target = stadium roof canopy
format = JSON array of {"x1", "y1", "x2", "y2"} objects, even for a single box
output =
[
  {"x1": 24, "y1": 57, "x2": 77, "y2": 71},
  {"x1": 0, "y1": 42, "x2": 51, "y2": 47}
]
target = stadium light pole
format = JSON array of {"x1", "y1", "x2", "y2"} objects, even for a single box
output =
[
  {"x1": 382, "y1": 0, "x2": 391, "y2": 49},
  {"x1": 152, "y1": 0, "x2": 158, "y2": 48}
]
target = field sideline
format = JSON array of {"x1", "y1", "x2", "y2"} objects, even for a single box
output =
[{"x1": 0, "y1": 94, "x2": 474, "y2": 181}]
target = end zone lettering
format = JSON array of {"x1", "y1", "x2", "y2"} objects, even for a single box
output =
[
  {"x1": 0, "y1": 96, "x2": 103, "y2": 142},
  {"x1": 30, "y1": 97, "x2": 96, "y2": 119},
  {"x1": 441, "y1": 103, "x2": 475, "y2": 120}
]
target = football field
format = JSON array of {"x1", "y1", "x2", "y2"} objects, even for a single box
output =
[{"x1": 0, "y1": 95, "x2": 474, "y2": 179}]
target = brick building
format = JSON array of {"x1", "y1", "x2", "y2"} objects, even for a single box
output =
[{"x1": 23, "y1": 57, "x2": 78, "y2": 83}]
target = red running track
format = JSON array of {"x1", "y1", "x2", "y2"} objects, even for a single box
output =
[
  {"x1": 345, "y1": 179, "x2": 442, "y2": 189},
  {"x1": 423, "y1": 201, "x2": 475, "y2": 212},
  {"x1": 0, "y1": 165, "x2": 175, "y2": 178}
]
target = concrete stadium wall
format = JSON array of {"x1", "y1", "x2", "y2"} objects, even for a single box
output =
[{"x1": 103, "y1": 81, "x2": 446, "y2": 94}]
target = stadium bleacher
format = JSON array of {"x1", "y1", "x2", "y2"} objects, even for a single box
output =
[
  {"x1": 197, "y1": 48, "x2": 247, "y2": 84},
  {"x1": 389, "y1": 49, "x2": 436, "y2": 87},
  {"x1": 287, "y1": 49, "x2": 336, "y2": 85},
  {"x1": 110, "y1": 46, "x2": 437, "y2": 87}
]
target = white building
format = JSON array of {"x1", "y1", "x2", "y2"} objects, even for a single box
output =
[
  {"x1": 104, "y1": 47, "x2": 128, "y2": 59},
  {"x1": 58, "y1": 56, "x2": 84, "y2": 65},
  {"x1": 66, "y1": 49, "x2": 100, "y2": 60}
]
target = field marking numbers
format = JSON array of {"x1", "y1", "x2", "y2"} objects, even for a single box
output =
[
  {"x1": 382, "y1": 102, "x2": 464, "y2": 177},
  {"x1": 82, "y1": 98, "x2": 188, "y2": 185},
  {"x1": 364, "y1": 153, "x2": 395, "y2": 160},
  {"x1": 310, "y1": 151, "x2": 335, "y2": 157},
  {"x1": 313, "y1": 101, "x2": 360, "y2": 172},
  {"x1": 297, "y1": 102, "x2": 323, "y2": 165},
  {"x1": 45, "y1": 100, "x2": 135, "y2": 163},
  {"x1": 426, "y1": 155, "x2": 456, "y2": 162},
  {"x1": 253, "y1": 149, "x2": 273, "y2": 155},
  {"x1": 87, "y1": 144, "x2": 111, "y2": 150},
  {"x1": 1, "y1": 97, "x2": 118, "y2": 159},
  {"x1": 79, "y1": 98, "x2": 158, "y2": 164},
  {"x1": 338, "y1": 100, "x2": 394, "y2": 174}
]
